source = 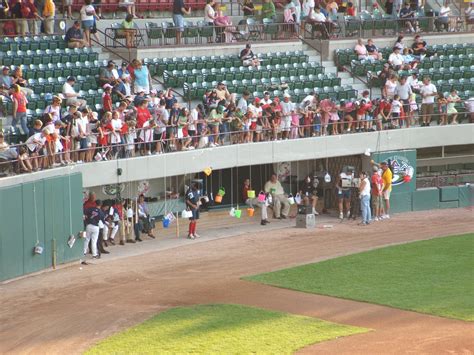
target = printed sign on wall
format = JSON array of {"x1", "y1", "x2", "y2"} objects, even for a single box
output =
[{"x1": 372, "y1": 150, "x2": 417, "y2": 194}]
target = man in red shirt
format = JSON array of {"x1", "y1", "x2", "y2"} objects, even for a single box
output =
[
  {"x1": 11, "y1": 84, "x2": 29, "y2": 135},
  {"x1": 374, "y1": 99, "x2": 391, "y2": 131},
  {"x1": 371, "y1": 166, "x2": 384, "y2": 221},
  {"x1": 356, "y1": 99, "x2": 373, "y2": 132},
  {"x1": 135, "y1": 98, "x2": 153, "y2": 155},
  {"x1": 22, "y1": 0, "x2": 41, "y2": 35}
]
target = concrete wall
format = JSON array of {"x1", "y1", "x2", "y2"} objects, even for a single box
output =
[{"x1": 0, "y1": 124, "x2": 472, "y2": 189}]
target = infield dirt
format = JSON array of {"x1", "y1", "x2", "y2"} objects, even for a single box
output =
[{"x1": 0, "y1": 208, "x2": 473, "y2": 354}]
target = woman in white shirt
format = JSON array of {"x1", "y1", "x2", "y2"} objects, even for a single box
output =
[
  {"x1": 80, "y1": 0, "x2": 99, "y2": 47},
  {"x1": 204, "y1": 0, "x2": 216, "y2": 24},
  {"x1": 358, "y1": 171, "x2": 371, "y2": 225},
  {"x1": 383, "y1": 74, "x2": 398, "y2": 100},
  {"x1": 438, "y1": 2, "x2": 451, "y2": 31},
  {"x1": 302, "y1": 0, "x2": 315, "y2": 18}
]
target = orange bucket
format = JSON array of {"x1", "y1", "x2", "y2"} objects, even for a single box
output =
[
  {"x1": 247, "y1": 208, "x2": 255, "y2": 217},
  {"x1": 215, "y1": 194, "x2": 223, "y2": 203}
]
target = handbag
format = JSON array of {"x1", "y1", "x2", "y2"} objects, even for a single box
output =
[{"x1": 182, "y1": 209, "x2": 193, "y2": 218}]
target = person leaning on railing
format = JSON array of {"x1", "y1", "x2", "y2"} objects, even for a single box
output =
[
  {"x1": 261, "y1": 0, "x2": 276, "y2": 21},
  {"x1": 241, "y1": 0, "x2": 255, "y2": 18},
  {"x1": 42, "y1": 0, "x2": 55, "y2": 34},
  {"x1": 306, "y1": 5, "x2": 330, "y2": 39},
  {"x1": 173, "y1": 0, "x2": 191, "y2": 44}
]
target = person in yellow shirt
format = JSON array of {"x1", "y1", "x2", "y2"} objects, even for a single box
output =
[
  {"x1": 371, "y1": 160, "x2": 392, "y2": 219},
  {"x1": 380, "y1": 162, "x2": 392, "y2": 219},
  {"x1": 42, "y1": 0, "x2": 55, "y2": 34}
]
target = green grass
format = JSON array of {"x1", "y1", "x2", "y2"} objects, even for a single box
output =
[
  {"x1": 87, "y1": 304, "x2": 368, "y2": 354},
  {"x1": 246, "y1": 234, "x2": 474, "y2": 321}
]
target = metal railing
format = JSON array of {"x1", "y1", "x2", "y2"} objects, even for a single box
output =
[
  {"x1": 104, "y1": 21, "x2": 302, "y2": 48},
  {"x1": 303, "y1": 15, "x2": 471, "y2": 40},
  {"x1": 0, "y1": 18, "x2": 66, "y2": 37},
  {"x1": 101, "y1": 14, "x2": 473, "y2": 49},
  {"x1": 1, "y1": 113, "x2": 472, "y2": 177},
  {"x1": 416, "y1": 173, "x2": 474, "y2": 188}
]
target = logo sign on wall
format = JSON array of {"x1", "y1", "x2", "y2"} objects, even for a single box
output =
[
  {"x1": 137, "y1": 180, "x2": 150, "y2": 195},
  {"x1": 384, "y1": 155, "x2": 415, "y2": 186},
  {"x1": 277, "y1": 162, "x2": 291, "y2": 182},
  {"x1": 103, "y1": 184, "x2": 125, "y2": 196}
]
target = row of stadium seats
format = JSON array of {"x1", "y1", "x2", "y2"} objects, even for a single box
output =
[
  {"x1": 351, "y1": 55, "x2": 474, "y2": 76},
  {"x1": 26, "y1": 76, "x2": 98, "y2": 95},
  {"x1": 0, "y1": 49, "x2": 99, "y2": 67},
  {"x1": 144, "y1": 51, "x2": 310, "y2": 76},
  {"x1": 183, "y1": 76, "x2": 344, "y2": 100},
  {"x1": 335, "y1": 43, "x2": 474, "y2": 67},
  {"x1": 13, "y1": 61, "x2": 101, "y2": 80},
  {"x1": 367, "y1": 68, "x2": 474, "y2": 88},
  {"x1": 3, "y1": 88, "x2": 105, "y2": 114},
  {"x1": 0, "y1": 35, "x2": 67, "y2": 52},
  {"x1": 163, "y1": 63, "x2": 326, "y2": 88}
]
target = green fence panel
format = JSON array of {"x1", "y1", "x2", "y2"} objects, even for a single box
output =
[
  {"x1": 22, "y1": 181, "x2": 47, "y2": 275},
  {"x1": 0, "y1": 173, "x2": 84, "y2": 282},
  {"x1": 439, "y1": 201, "x2": 459, "y2": 209},
  {"x1": 412, "y1": 188, "x2": 440, "y2": 211},
  {"x1": 458, "y1": 185, "x2": 474, "y2": 207},
  {"x1": 439, "y1": 186, "x2": 459, "y2": 202},
  {"x1": 42, "y1": 177, "x2": 55, "y2": 269},
  {"x1": 63, "y1": 173, "x2": 85, "y2": 261},
  {"x1": 389, "y1": 191, "x2": 412, "y2": 213},
  {"x1": 0, "y1": 185, "x2": 24, "y2": 280}
]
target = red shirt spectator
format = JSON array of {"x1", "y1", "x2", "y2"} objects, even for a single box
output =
[
  {"x1": 374, "y1": 100, "x2": 391, "y2": 117},
  {"x1": 357, "y1": 100, "x2": 372, "y2": 116},
  {"x1": 136, "y1": 106, "x2": 151, "y2": 128},
  {"x1": 3, "y1": 20, "x2": 16, "y2": 35},
  {"x1": 21, "y1": 0, "x2": 38, "y2": 19},
  {"x1": 102, "y1": 85, "x2": 113, "y2": 112},
  {"x1": 83, "y1": 197, "x2": 97, "y2": 211},
  {"x1": 371, "y1": 172, "x2": 383, "y2": 196},
  {"x1": 12, "y1": 90, "x2": 27, "y2": 113}
]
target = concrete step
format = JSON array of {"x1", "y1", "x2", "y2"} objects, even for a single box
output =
[
  {"x1": 323, "y1": 65, "x2": 338, "y2": 74},
  {"x1": 340, "y1": 77, "x2": 354, "y2": 85},
  {"x1": 98, "y1": 53, "x2": 110, "y2": 61},
  {"x1": 337, "y1": 71, "x2": 352, "y2": 79},
  {"x1": 352, "y1": 83, "x2": 368, "y2": 91}
]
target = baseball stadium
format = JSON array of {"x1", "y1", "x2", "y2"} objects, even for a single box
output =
[{"x1": 0, "y1": 0, "x2": 473, "y2": 353}]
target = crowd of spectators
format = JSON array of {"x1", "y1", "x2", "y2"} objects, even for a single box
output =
[
  {"x1": 1, "y1": 44, "x2": 472, "y2": 176},
  {"x1": 354, "y1": 35, "x2": 471, "y2": 128}
]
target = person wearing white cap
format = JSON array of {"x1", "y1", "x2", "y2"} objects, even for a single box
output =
[
  {"x1": 280, "y1": 93, "x2": 294, "y2": 139},
  {"x1": 102, "y1": 83, "x2": 114, "y2": 112}
]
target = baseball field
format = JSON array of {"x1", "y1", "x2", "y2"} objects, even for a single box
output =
[{"x1": 0, "y1": 208, "x2": 473, "y2": 354}]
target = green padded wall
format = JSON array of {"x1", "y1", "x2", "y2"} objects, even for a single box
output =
[
  {"x1": 22, "y1": 181, "x2": 46, "y2": 275},
  {"x1": 439, "y1": 201, "x2": 459, "y2": 209},
  {"x1": 389, "y1": 192, "x2": 412, "y2": 213},
  {"x1": 0, "y1": 185, "x2": 24, "y2": 281},
  {"x1": 0, "y1": 173, "x2": 84, "y2": 282},
  {"x1": 458, "y1": 185, "x2": 474, "y2": 207},
  {"x1": 439, "y1": 186, "x2": 459, "y2": 202},
  {"x1": 412, "y1": 188, "x2": 440, "y2": 211}
]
